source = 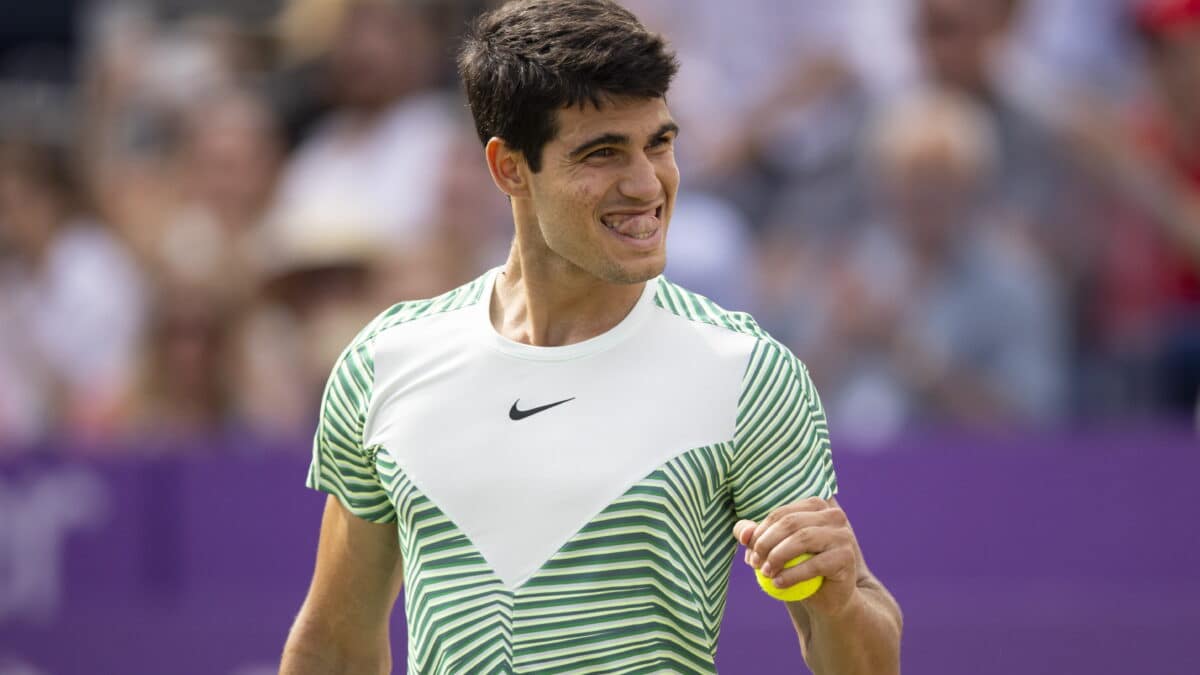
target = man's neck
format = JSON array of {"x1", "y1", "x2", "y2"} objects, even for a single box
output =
[{"x1": 491, "y1": 236, "x2": 646, "y2": 348}]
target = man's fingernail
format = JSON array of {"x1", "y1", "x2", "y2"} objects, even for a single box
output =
[
  {"x1": 773, "y1": 576, "x2": 787, "y2": 588},
  {"x1": 761, "y1": 563, "x2": 773, "y2": 576}
]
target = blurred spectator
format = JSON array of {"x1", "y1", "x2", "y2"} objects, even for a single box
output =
[
  {"x1": 372, "y1": 131, "x2": 511, "y2": 304},
  {"x1": 269, "y1": 0, "x2": 460, "y2": 250},
  {"x1": 228, "y1": 300, "x2": 313, "y2": 441},
  {"x1": 0, "y1": 140, "x2": 147, "y2": 444},
  {"x1": 626, "y1": 0, "x2": 890, "y2": 233},
  {"x1": 1005, "y1": 0, "x2": 1144, "y2": 102},
  {"x1": 914, "y1": 0, "x2": 1083, "y2": 253},
  {"x1": 121, "y1": 285, "x2": 236, "y2": 441},
  {"x1": 79, "y1": 6, "x2": 259, "y2": 276},
  {"x1": 156, "y1": 87, "x2": 283, "y2": 294},
  {"x1": 0, "y1": 0, "x2": 1196, "y2": 450},
  {"x1": 1135, "y1": 0, "x2": 1200, "y2": 414},
  {"x1": 240, "y1": 118, "x2": 509, "y2": 435},
  {"x1": 627, "y1": 1, "x2": 909, "y2": 351},
  {"x1": 805, "y1": 91, "x2": 1067, "y2": 443},
  {"x1": 241, "y1": 206, "x2": 386, "y2": 435},
  {"x1": 1064, "y1": 0, "x2": 1200, "y2": 418},
  {"x1": 241, "y1": 0, "x2": 487, "y2": 433}
]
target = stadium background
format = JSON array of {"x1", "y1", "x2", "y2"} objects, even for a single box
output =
[{"x1": 1, "y1": 0, "x2": 1198, "y2": 673}]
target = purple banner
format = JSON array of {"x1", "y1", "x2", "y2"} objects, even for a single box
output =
[{"x1": 1, "y1": 431, "x2": 1197, "y2": 674}]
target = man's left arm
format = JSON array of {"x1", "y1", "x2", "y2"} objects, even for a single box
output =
[{"x1": 735, "y1": 497, "x2": 902, "y2": 675}]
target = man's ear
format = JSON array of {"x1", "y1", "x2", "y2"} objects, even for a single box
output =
[{"x1": 486, "y1": 137, "x2": 532, "y2": 199}]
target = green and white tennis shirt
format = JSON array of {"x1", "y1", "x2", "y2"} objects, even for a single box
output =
[{"x1": 307, "y1": 268, "x2": 837, "y2": 674}]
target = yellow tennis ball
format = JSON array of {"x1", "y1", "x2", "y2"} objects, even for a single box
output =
[{"x1": 755, "y1": 554, "x2": 824, "y2": 602}]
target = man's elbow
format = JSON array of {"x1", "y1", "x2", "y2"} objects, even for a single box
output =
[
  {"x1": 280, "y1": 611, "x2": 391, "y2": 675},
  {"x1": 862, "y1": 575, "x2": 904, "y2": 641}
]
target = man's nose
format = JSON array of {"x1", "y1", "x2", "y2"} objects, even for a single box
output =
[{"x1": 619, "y1": 152, "x2": 661, "y2": 202}]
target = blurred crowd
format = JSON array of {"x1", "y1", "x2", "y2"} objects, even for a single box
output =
[{"x1": 1, "y1": 0, "x2": 1199, "y2": 452}]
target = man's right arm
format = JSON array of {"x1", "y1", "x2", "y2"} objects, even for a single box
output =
[{"x1": 280, "y1": 495, "x2": 405, "y2": 675}]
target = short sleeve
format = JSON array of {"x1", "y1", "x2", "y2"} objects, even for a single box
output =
[
  {"x1": 305, "y1": 340, "x2": 397, "y2": 524},
  {"x1": 729, "y1": 340, "x2": 838, "y2": 523}
]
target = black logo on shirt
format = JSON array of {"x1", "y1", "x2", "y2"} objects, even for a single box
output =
[{"x1": 509, "y1": 397, "x2": 575, "y2": 421}]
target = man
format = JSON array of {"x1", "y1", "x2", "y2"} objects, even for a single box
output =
[{"x1": 279, "y1": 1, "x2": 902, "y2": 673}]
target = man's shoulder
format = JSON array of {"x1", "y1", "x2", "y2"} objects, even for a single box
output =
[
  {"x1": 652, "y1": 277, "x2": 808, "y2": 381},
  {"x1": 346, "y1": 272, "x2": 493, "y2": 354},
  {"x1": 651, "y1": 276, "x2": 773, "y2": 342}
]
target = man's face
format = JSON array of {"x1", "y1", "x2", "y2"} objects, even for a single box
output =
[{"x1": 523, "y1": 96, "x2": 679, "y2": 285}]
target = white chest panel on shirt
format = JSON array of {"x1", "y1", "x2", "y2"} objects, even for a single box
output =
[{"x1": 363, "y1": 278, "x2": 756, "y2": 588}]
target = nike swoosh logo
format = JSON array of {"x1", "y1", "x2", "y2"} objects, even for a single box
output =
[{"x1": 509, "y1": 397, "x2": 576, "y2": 421}]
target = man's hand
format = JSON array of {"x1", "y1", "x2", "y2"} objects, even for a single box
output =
[
  {"x1": 733, "y1": 497, "x2": 902, "y2": 674},
  {"x1": 733, "y1": 497, "x2": 861, "y2": 618}
]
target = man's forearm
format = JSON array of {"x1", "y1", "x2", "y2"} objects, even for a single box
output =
[
  {"x1": 279, "y1": 621, "x2": 391, "y2": 675},
  {"x1": 788, "y1": 583, "x2": 902, "y2": 675}
]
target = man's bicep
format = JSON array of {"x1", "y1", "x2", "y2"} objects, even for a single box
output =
[
  {"x1": 303, "y1": 494, "x2": 404, "y2": 632},
  {"x1": 730, "y1": 344, "x2": 838, "y2": 522},
  {"x1": 307, "y1": 339, "x2": 397, "y2": 525}
]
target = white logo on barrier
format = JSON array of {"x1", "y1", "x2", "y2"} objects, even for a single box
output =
[{"x1": 0, "y1": 467, "x2": 108, "y2": 623}]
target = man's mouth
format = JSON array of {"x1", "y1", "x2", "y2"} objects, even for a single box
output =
[{"x1": 601, "y1": 206, "x2": 663, "y2": 240}]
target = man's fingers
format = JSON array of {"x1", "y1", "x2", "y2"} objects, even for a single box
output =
[
  {"x1": 769, "y1": 547, "x2": 855, "y2": 590},
  {"x1": 750, "y1": 507, "x2": 844, "y2": 566},
  {"x1": 732, "y1": 519, "x2": 757, "y2": 547},
  {"x1": 759, "y1": 526, "x2": 842, "y2": 577},
  {"x1": 747, "y1": 497, "x2": 830, "y2": 550}
]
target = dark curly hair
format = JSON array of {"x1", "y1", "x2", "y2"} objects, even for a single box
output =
[{"x1": 457, "y1": 0, "x2": 678, "y2": 172}]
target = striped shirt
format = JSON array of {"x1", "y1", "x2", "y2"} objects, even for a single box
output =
[{"x1": 307, "y1": 268, "x2": 837, "y2": 673}]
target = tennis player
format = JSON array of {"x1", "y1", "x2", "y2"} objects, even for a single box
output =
[{"x1": 280, "y1": 1, "x2": 902, "y2": 672}]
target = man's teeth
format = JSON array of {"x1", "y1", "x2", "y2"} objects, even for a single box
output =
[
  {"x1": 618, "y1": 229, "x2": 654, "y2": 239},
  {"x1": 602, "y1": 212, "x2": 657, "y2": 238}
]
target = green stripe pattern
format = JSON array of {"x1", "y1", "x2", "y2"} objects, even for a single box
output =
[
  {"x1": 386, "y1": 443, "x2": 737, "y2": 673},
  {"x1": 653, "y1": 280, "x2": 838, "y2": 523},
  {"x1": 306, "y1": 274, "x2": 837, "y2": 673}
]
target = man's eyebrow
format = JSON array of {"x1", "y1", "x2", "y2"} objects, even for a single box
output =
[
  {"x1": 566, "y1": 122, "x2": 679, "y2": 159},
  {"x1": 651, "y1": 122, "x2": 680, "y2": 141}
]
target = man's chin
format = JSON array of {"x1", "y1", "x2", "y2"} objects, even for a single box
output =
[{"x1": 602, "y1": 256, "x2": 666, "y2": 285}]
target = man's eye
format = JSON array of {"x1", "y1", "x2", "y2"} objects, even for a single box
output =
[{"x1": 587, "y1": 148, "x2": 616, "y2": 160}]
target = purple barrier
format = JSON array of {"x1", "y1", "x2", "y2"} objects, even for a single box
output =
[{"x1": 1, "y1": 431, "x2": 1197, "y2": 674}]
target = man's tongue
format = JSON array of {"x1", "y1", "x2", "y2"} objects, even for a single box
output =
[{"x1": 604, "y1": 211, "x2": 655, "y2": 236}]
